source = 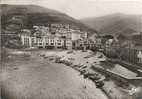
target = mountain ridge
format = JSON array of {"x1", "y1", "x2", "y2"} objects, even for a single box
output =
[
  {"x1": 80, "y1": 13, "x2": 142, "y2": 36},
  {"x1": 1, "y1": 4, "x2": 97, "y2": 33}
]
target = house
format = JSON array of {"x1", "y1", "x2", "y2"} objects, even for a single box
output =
[
  {"x1": 54, "y1": 37, "x2": 64, "y2": 48},
  {"x1": 80, "y1": 31, "x2": 88, "y2": 39},
  {"x1": 36, "y1": 37, "x2": 43, "y2": 48},
  {"x1": 33, "y1": 25, "x2": 50, "y2": 36},
  {"x1": 50, "y1": 23, "x2": 69, "y2": 29},
  {"x1": 72, "y1": 39, "x2": 83, "y2": 49},
  {"x1": 65, "y1": 38, "x2": 72, "y2": 50},
  {"x1": 104, "y1": 39, "x2": 120, "y2": 58},
  {"x1": 20, "y1": 23, "x2": 90, "y2": 50},
  {"x1": 88, "y1": 33, "x2": 97, "y2": 42},
  {"x1": 20, "y1": 29, "x2": 36, "y2": 48},
  {"x1": 137, "y1": 49, "x2": 142, "y2": 63},
  {"x1": 87, "y1": 39, "x2": 95, "y2": 49},
  {"x1": 95, "y1": 36, "x2": 102, "y2": 49},
  {"x1": 105, "y1": 39, "x2": 113, "y2": 48},
  {"x1": 36, "y1": 36, "x2": 64, "y2": 48},
  {"x1": 70, "y1": 30, "x2": 84, "y2": 41}
]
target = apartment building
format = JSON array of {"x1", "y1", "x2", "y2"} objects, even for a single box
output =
[
  {"x1": 20, "y1": 29, "x2": 36, "y2": 48},
  {"x1": 20, "y1": 23, "x2": 89, "y2": 49},
  {"x1": 36, "y1": 36, "x2": 64, "y2": 48}
]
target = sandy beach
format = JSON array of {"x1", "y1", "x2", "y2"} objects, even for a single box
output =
[{"x1": 1, "y1": 49, "x2": 108, "y2": 99}]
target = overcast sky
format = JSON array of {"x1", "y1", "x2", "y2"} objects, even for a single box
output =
[{"x1": 1, "y1": 0, "x2": 142, "y2": 19}]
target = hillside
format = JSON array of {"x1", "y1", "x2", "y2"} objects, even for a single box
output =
[
  {"x1": 1, "y1": 4, "x2": 74, "y2": 29},
  {"x1": 1, "y1": 4, "x2": 97, "y2": 31},
  {"x1": 81, "y1": 13, "x2": 142, "y2": 36},
  {"x1": 1, "y1": 4, "x2": 97, "y2": 48}
]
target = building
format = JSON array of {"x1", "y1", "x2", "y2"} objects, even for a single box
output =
[
  {"x1": 87, "y1": 39, "x2": 95, "y2": 49},
  {"x1": 50, "y1": 23, "x2": 70, "y2": 29},
  {"x1": 36, "y1": 36, "x2": 64, "y2": 48},
  {"x1": 71, "y1": 32, "x2": 81, "y2": 41},
  {"x1": 95, "y1": 37, "x2": 102, "y2": 49},
  {"x1": 65, "y1": 38, "x2": 72, "y2": 50},
  {"x1": 104, "y1": 39, "x2": 120, "y2": 58},
  {"x1": 137, "y1": 49, "x2": 142, "y2": 64},
  {"x1": 88, "y1": 33, "x2": 97, "y2": 43},
  {"x1": 20, "y1": 26, "x2": 68, "y2": 49},
  {"x1": 20, "y1": 23, "x2": 89, "y2": 50},
  {"x1": 20, "y1": 29, "x2": 36, "y2": 48}
]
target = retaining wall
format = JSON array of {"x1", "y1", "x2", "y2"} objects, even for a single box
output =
[{"x1": 92, "y1": 65, "x2": 142, "y2": 86}]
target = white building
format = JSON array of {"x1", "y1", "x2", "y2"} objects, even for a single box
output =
[
  {"x1": 137, "y1": 50, "x2": 142, "y2": 63},
  {"x1": 20, "y1": 23, "x2": 89, "y2": 50},
  {"x1": 36, "y1": 36, "x2": 64, "y2": 48},
  {"x1": 66, "y1": 39, "x2": 72, "y2": 50},
  {"x1": 20, "y1": 29, "x2": 36, "y2": 48}
]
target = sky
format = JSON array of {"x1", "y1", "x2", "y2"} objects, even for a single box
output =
[{"x1": 1, "y1": 0, "x2": 142, "y2": 19}]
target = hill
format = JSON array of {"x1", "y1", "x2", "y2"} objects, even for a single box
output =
[
  {"x1": 80, "y1": 13, "x2": 142, "y2": 36},
  {"x1": 1, "y1": 4, "x2": 97, "y2": 31},
  {"x1": 1, "y1": 4, "x2": 97, "y2": 48}
]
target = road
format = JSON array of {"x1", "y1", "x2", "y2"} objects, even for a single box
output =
[{"x1": 1, "y1": 51, "x2": 108, "y2": 99}]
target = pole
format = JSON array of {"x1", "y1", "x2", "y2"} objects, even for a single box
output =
[{"x1": 83, "y1": 38, "x2": 87, "y2": 52}]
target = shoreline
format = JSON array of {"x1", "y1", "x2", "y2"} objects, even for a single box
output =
[
  {"x1": 1, "y1": 49, "x2": 109, "y2": 99},
  {"x1": 40, "y1": 49, "x2": 141, "y2": 99},
  {"x1": 2, "y1": 49, "x2": 142, "y2": 99}
]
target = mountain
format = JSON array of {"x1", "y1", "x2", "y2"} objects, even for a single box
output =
[
  {"x1": 1, "y1": 4, "x2": 97, "y2": 48},
  {"x1": 80, "y1": 13, "x2": 142, "y2": 36},
  {"x1": 1, "y1": 4, "x2": 96, "y2": 32}
]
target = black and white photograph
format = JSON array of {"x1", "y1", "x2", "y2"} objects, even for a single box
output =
[{"x1": 1, "y1": 0, "x2": 142, "y2": 99}]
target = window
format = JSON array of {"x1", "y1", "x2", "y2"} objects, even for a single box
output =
[
  {"x1": 51, "y1": 43, "x2": 54, "y2": 45},
  {"x1": 57, "y1": 40, "x2": 62, "y2": 42},
  {"x1": 51, "y1": 40, "x2": 54, "y2": 42},
  {"x1": 58, "y1": 43, "x2": 61, "y2": 45},
  {"x1": 24, "y1": 38, "x2": 29, "y2": 46},
  {"x1": 50, "y1": 39, "x2": 54, "y2": 42},
  {"x1": 46, "y1": 43, "x2": 48, "y2": 45},
  {"x1": 39, "y1": 43, "x2": 42, "y2": 45}
]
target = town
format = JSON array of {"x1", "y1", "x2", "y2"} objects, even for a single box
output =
[
  {"x1": 1, "y1": 2, "x2": 142, "y2": 99},
  {"x1": 20, "y1": 23, "x2": 142, "y2": 66},
  {"x1": 20, "y1": 23, "x2": 88, "y2": 50}
]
